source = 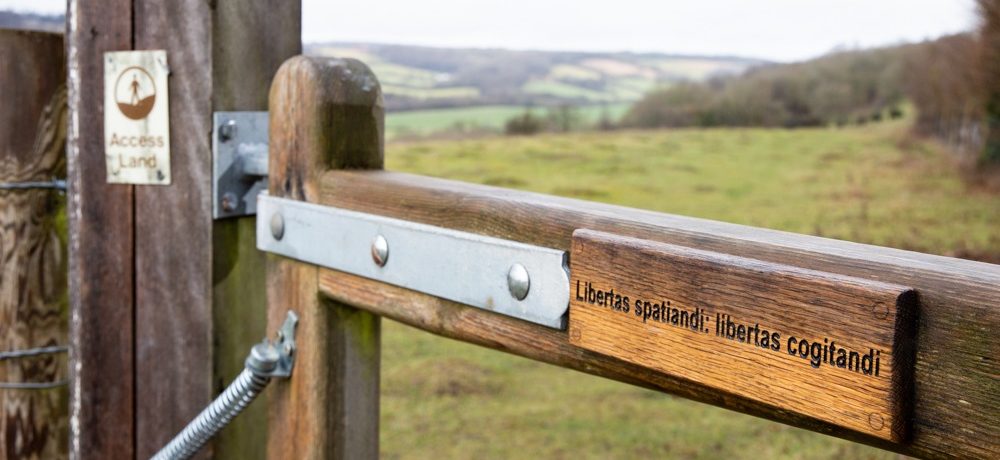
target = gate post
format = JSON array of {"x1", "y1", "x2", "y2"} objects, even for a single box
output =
[
  {"x1": 68, "y1": 1, "x2": 300, "y2": 457},
  {"x1": 266, "y1": 56, "x2": 384, "y2": 459}
]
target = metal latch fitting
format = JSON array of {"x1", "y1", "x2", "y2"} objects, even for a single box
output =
[
  {"x1": 257, "y1": 195, "x2": 570, "y2": 329},
  {"x1": 253, "y1": 309, "x2": 298, "y2": 378},
  {"x1": 213, "y1": 111, "x2": 268, "y2": 219}
]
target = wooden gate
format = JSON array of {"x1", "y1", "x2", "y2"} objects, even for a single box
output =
[
  {"x1": 60, "y1": 2, "x2": 999, "y2": 459},
  {"x1": 260, "y1": 56, "x2": 999, "y2": 460}
]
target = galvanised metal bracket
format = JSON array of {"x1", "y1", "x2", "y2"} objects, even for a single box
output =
[
  {"x1": 257, "y1": 194, "x2": 570, "y2": 329},
  {"x1": 259, "y1": 309, "x2": 298, "y2": 378},
  {"x1": 212, "y1": 111, "x2": 268, "y2": 219}
]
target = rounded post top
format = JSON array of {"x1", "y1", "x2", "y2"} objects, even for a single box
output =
[
  {"x1": 271, "y1": 55, "x2": 383, "y2": 110},
  {"x1": 268, "y1": 55, "x2": 385, "y2": 201}
]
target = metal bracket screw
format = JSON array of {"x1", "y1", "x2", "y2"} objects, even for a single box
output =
[
  {"x1": 371, "y1": 234, "x2": 389, "y2": 267},
  {"x1": 221, "y1": 192, "x2": 238, "y2": 213},
  {"x1": 218, "y1": 119, "x2": 237, "y2": 142},
  {"x1": 507, "y1": 263, "x2": 531, "y2": 300},
  {"x1": 270, "y1": 212, "x2": 284, "y2": 241}
]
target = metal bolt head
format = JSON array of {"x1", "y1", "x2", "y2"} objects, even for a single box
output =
[
  {"x1": 218, "y1": 119, "x2": 237, "y2": 142},
  {"x1": 221, "y1": 192, "x2": 238, "y2": 212},
  {"x1": 371, "y1": 234, "x2": 389, "y2": 267},
  {"x1": 270, "y1": 212, "x2": 285, "y2": 241},
  {"x1": 507, "y1": 263, "x2": 530, "y2": 301},
  {"x1": 246, "y1": 342, "x2": 279, "y2": 373}
]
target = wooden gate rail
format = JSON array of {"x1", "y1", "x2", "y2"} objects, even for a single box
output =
[{"x1": 265, "y1": 56, "x2": 1000, "y2": 460}]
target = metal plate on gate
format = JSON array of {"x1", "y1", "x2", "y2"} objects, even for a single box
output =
[{"x1": 257, "y1": 194, "x2": 570, "y2": 328}]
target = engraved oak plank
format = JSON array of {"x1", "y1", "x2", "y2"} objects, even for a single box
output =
[{"x1": 568, "y1": 229, "x2": 917, "y2": 441}]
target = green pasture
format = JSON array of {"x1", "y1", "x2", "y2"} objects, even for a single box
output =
[
  {"x1": 381, "y1": 84, "x2": 481, "y2": 101},
  {"x1": 523, "y1": 79, "x2": 617, "y2": 102},
  {"x1": 386, "y1": 104, "x2": 632, "y2": 140},
  {"x1": 378, "y1": 120, "x2": 999, "y2": 458}
]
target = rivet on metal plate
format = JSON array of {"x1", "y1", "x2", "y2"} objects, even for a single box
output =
[
  {"x1": 270, "y1": 212, "x2": 284, "y2": 241},
  {"x1": 507, "y1": 263, "x2": 530, "y2": 301},
  {"x1": 371, "y1": 234, "x2": 389, "y2": 267}
]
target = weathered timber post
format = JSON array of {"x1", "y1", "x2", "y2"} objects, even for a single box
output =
[
  {"x1": 67, "y1": 2, "x2": 135, "y2": 457},
  {"x1": 207, "y1": 3, "x2": 300, "y2": 459},
  {"x1": 0, "y1": 29, "x2": 68, "y2": 460},
  {"x1": 267, "y1": 56, "x2": 384, "y2": 459},
  {"x1": 68, "y1": 1, "x2": 300, "y2": 458}
]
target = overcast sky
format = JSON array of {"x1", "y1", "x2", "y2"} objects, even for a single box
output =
[{"x1": 3, "y1": 0, "x2": 978, "y2": 61}]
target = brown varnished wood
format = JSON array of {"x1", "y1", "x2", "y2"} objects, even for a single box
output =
[
  {"x1": 267, "y1": 56, "x2": 383, "y2": 460},
  {"x1": 316, "y1": 268, "x2": 908, "y2": 449},
  {"x1": 0, "y1": 29, "x2": 68, "y2": 459},
  {"x1": 314, "y1": 169, "x2": 999, "y2": 459},
  {"x1": 569, "y1": 229, "x2": 917, "y2": 442},
  {"x1": 66, "y1": 1, "x2": 136, "y2": 458}
]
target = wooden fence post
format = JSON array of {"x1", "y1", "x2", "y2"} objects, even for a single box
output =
[
  {"x1": 0, "y1": 29, "x2": 68, "y2": 460},
  {"x1": 266, "y1": 56, "x2": 384, "y2": 460},
  {"x1": 68, "y1": 1, "x2": 300, "y2": 457},
  {"x1": 129, "y1": 1, "x2": 300, "y2": 457},
  {"x1": 210, "y1": 4, "x2": 300, "y2": 459},
  {"x1": 67, "y1": 2, "x2": 135, "y2": 457}
]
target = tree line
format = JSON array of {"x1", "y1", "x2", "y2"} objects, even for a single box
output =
[
  {"x1": 620, "y1": 0, "x2": 1000, "y2": 165},
  {"x1": 622, "y1": 46, "x2": 907, "y2": 130}
]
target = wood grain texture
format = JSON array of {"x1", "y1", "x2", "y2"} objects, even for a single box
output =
[
  {"x1": 131, "y1": 1, "x2": 213, "y2": 456},
  {"x1": 210, "y1": 2, "x2": 300, "y2": 459},
  {"x1": 0, "y1": 29, "x2": 68, "y2": 460},
  {"x1": 268, "y1": 56, "x2": 384, "y2": 203},
  {"x1": 568, "y1": 229, "x2": 917, "y2": 442},
  {"x1": 66, "y1": 1, "x2": 136, "y2": 457},
  {"x1": 267, "y1": 55, "x2": 383, "y2": 460},
  {"x1": 313, "y1": 169, "x2": 999, "y2": 459}
]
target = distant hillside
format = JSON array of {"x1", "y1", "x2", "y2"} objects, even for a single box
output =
[
  {"x1": 623, "y1": 45, "x2": 912, "y2": 129},
  {"x1": 307, "y1": 43, "x2": 766, "y2": 111},
  {"x1": 0, "y1": 11, "x2": 63, "y2": 33}
]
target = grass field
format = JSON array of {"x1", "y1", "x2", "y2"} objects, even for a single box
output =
[
  {"x1": 386, "y1": 104, "x2": 632, "y2": 140},
  {"x1": 379, "y1": 120, "x2": 999, "y2": 459}
]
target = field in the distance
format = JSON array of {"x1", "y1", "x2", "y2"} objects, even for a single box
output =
[
  {"x1": 386, "y1": 104, "x2": 631, "y2": 140},
  {"x1": 308, "y1": 43, "x2": 761, "y2": 110},
  {"x1": 379, "y1": 121, "x2": 999, "y2": 459}
]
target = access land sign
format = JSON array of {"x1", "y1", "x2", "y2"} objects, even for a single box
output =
[
  {"x1": 567, "y1": 229, "x2": 917, "y2": 441},
  {"x1": 104, "y1": 50, "x2": 171, "y2": 185}
]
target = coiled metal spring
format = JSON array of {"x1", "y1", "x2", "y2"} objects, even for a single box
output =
[
  {"x1": 150, "y1": 367, "x2": 271, "y2": 460},
  {"x1": 151, "y1": 311, "x2": 297, "y2": 460}
]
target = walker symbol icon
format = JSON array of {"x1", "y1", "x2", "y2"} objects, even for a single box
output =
[{"x1": 114, "y1": 66, "x2": 156, "y2": 120}]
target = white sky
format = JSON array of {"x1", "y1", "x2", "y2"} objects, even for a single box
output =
[{"x1": 3, "y1": 0, "x2": 978, "y2": 61}]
